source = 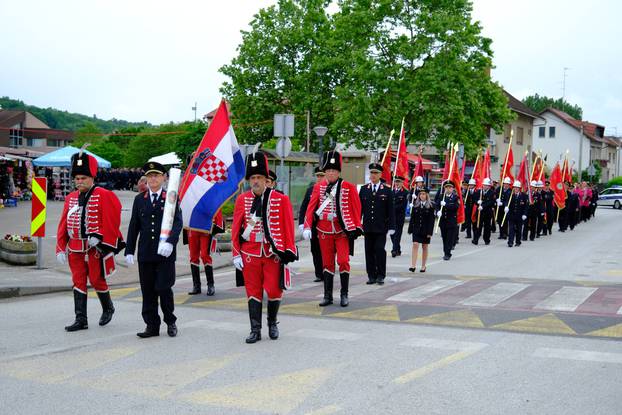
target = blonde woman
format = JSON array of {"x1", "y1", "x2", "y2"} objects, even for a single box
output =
[{"x1": 407, "y1": 188, "x2": 435, "y2": 272}]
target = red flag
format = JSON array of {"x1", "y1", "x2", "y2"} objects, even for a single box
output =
[
  {"x1": 450, "y1": 152, "x2": 465, "y2": 225},
  {"x1": 550, "y1": 163, "x2": 566, "y2": 209},
  {"x1": 517, "y1": 152, "x2": 528, "y2": 192},
  {"x1": 394, "y1": 126, "x2": 410, "y2": 188},
  {"x1": 501, "y1": 145, "x2": 514, "y2": 183},
  {"x1": 482, "y1": 148, "x2": 491, "y2": 180},
  {"x1": 565, "y1": 160, "x2": 573, "y2": 184},
  {"x1": 460, "y1": 156, "x2": 467, "y2": 182},
  {"x1": 442, "y1": 149, "x2": 451, "y2": 181},
  {"x1": 532, "y1": 158, "x2": 543, "y2": 183},
  {"x1": 471, "y1": 155, "x2": 483, "y2": 189},
  {"x1": 410, "y1": 152, "x2": 425, "y2": 187},
  {"x1": 380, "y1": 148, "x2": 392, "y2": 184}
]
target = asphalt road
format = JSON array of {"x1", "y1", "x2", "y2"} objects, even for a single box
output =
[{"x1": 1, "y1": 204, "x2": 621, "y2": 414}]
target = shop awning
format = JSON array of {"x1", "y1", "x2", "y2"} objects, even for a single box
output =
[
  {"x1": 149, "y1": 152, "x2": 182, "y2": 166},
  {"x1": 32, "y1": 146, "x2": 111, "y2": 168}
]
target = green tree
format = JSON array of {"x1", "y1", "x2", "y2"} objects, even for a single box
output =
[
  {"x1": 523, "y1": 94, "x2": 583, "y2": 120},
  {"x1": 171, "y1": 121, "x2": 210, "y2": 165},
  {"x1": 89, "y1": 141, "x2": 124, "y2": 168},
  {"x1": 219, "y1": 0, "x2": 336, "y2": 151},
  {"x1": 73, "y1": 122, "x2": 105, "y2": 147}
]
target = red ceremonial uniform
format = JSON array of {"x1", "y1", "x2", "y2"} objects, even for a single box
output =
[
  {"x1": 56, "y1": 186, "x2": 123, "y2": 293},
  {"x1": 188, "y1": 210, "x2": 224, "y2": 266},
  {"x1": 232, "y1": 188, "x2": 298, "y2": 302},
  {"x1": 304, "y1": 178, "x2": 362, "y2": 274}
]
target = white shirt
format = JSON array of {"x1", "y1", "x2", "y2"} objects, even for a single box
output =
[
  {"x1": 371, "y1": 183, "x2": 380, "y2": 193},
  {"x1": 149, "y1": 188, "x2": 162, "y2": 202}
]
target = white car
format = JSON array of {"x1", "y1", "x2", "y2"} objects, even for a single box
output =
[{"x1": 598, "y1": 186, "x2": 622, "y2": 209}]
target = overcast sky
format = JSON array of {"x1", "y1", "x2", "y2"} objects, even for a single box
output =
[{"x1": 1, "y1": 0, "x2": 620, "y2": 135}]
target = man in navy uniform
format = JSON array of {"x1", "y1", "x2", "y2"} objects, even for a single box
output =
[
  {"x1": 506, "y1": 180, "x2": 528, "y2": 247},
  {"x1": 390, "y1": 176, "x2": 408, "y2": 257},
  {"x1": 125, "y1": 162, "x2": 183, "y2": 338},
  {"x1": 436, "y1": 180, "x2": 459, "y2": 260},
  {"x1": 359, "y1": 163, "x2": 395, "y2": 285},
  {"x1": 298, "y1": 166, "x2": 325, "y2": 282},
  {"x1": 472, "y1": 178, "x2": 495, "y2": 245},
  {"x1": 496, "y1": 177, "x2": 512, "y2": 240},
  {"x1": 461, "y1": 178, "x2": 476, "y2": 239}
]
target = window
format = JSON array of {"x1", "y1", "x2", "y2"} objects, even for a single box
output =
[
  {"x1": 549, "y1": 126, "x2": 556, "y2": 138},
  {"x1": 504, "y1": 124, "x2": 511, "y2": 143},
  {"x1": 539, "y1": 126, "x2": 545, "y2": 138},
  {"x1": 9, "y1": 129, "x2": 23, "y2": 148},
  {"x1": 516, "y1": 127, "x2": 524, "y2": 145},
  {"x1": 26, "y1": 138, "x2": 45, "y2": 147}
]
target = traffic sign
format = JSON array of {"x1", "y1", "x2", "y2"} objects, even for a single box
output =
[
  {"x1": 276, "y1": 137, "x2": 292, "y2": 158},
  {"x1": 274, "y1": 114, "x2": 295, "y2": 138},
  {"x1": 31, "y1": 177, "x2": 47, "y2": 237}
]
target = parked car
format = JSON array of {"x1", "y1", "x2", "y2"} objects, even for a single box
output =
[{"x1": 598, "y1": 186, "x2": 622, "y2": 209}]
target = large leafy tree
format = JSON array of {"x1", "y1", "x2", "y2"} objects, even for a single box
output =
[
  {"x1": 523, "y1": 94, "x2": 583, "y2": 120},
  {"x1": 219, "y1": 0, "x2": 336, "y2": 151}
]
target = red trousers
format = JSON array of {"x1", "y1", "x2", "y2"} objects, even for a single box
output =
[
  {"x1": 318, "y1": 231, "x2": 350, "y2": 274},
  {"x1": 241, "y1": 253, "x2": 282, "y2": 301},
  {"x1": 68, "y1": 249, "x2": 109, "y2": 293},
  {"x1": 188, "y1": 231, "x2": 212, "y2": 266}
]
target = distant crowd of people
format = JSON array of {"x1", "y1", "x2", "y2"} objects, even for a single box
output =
[{"x1": 96, "y1": 168, "x2": 144, "y2": 191}]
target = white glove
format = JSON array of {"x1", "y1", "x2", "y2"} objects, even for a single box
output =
[
  {"x1": 497, "y1": 200, "x2": 503, "y2": 206},
  {"x1": 478, "y1": 205, "x2": 483, "y2": 211},
  {"x1": 440, "y1": 200, "x2": 446, "y2": 207},
  {"x1": 56, "y1": 252, "x2": 66, "y2": 265},
  {"x1": 157, "y1": 242, "x2": 174, "y2": 258},
  {"x1": 477, "y1": 200, "x2": 483, "y2": 205},
  {"x1": 504, "y1": 207, "x2": 509, "y2": 213},
  {"x1": 302, "y1": 229, "x2": 312, "y2": 240},
  {"x1": 521, "y1": 215, "x2": 527, "y2": 221},
  {"x1": 125, "y1": 254, "x2": 135, "y2": 265},
  {"x1": 88, "y1": 236, "x2": 100, "y2": 247},
  {"x1": 233, "y1": 256, "x2": 244, "y2": 271},
  {"x1": 298, "y1": 224, "x2": 304, "y2": 233},
  {"x1": 409, "y1": 203, "x2": 414, "y2": 208},
  {"x1": 436, "y1": 211, "x2": 442, "y2": 218},
  {"x1": 541, "y1": 213, "x2": 545, "y2": 216},
  {"x1": 388, "y1": 229, "x2": 395, "y2": 236}
]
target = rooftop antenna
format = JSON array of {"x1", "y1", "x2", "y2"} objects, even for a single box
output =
[{"x1": 562, "y1": 67, "x2": 570, "y2": 102}]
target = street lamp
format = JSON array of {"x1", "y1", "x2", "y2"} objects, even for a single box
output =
[{"x1": 313, "y1": 126, "x2": 328, "y2": 162}]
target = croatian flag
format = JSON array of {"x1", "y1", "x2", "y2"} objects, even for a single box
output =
[{"x1": 179, "y1": 100, "x2": 245, "y2": 232}]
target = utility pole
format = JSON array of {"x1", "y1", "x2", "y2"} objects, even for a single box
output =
[
  {"x1": 562, "y1": 67, "x2": 569, "y2": 102},
  {"x1": 578, "y1": 124, "x2": 584, "y2": 180},
  {"x1": 192, "y1": 102, "x2": 197, "y2": 122}
]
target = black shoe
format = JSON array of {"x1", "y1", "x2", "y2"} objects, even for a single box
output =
[
  {"x1": 65, "y1": 290, "x2": 88, "y2": 332},
  {"x1": 508, "y1": 243, "x2": 513, "y2": 247},
  {"x1": 472, "y1": 240, "x2": 478, "y2": 245},
  {"x1": 206, "y1": 284, "x2": 215, "y2": 296},
  {"x1": 320, "y1": 271, "x2": 334, "y2": 306},
  {"x1": 377, "y1": 279, "x2": 385, "y2": 286},
  {"x1": 391, "y1": 251, "x2": 397, "y2": 258},
  {"x1": 267, "y1": 300, "x2": 280, "y2": 340},
  {"x1": 396, "y1": 251, "x2": 401, "y2": 256},
  {"x1": 485, "y1": 241, "x2": 490, "y2": 245},
  {"x1": 167, "y1": 324, "x2": 177, "y2": 337},
  {"x1": 443, "y1": 255, "x2": 450, "y2": 260},
  {"x1": 366, "y1": 279, "x2": 376, "y2": 285},
  {"x1": 319, "y1": 298, "x2": 333, "y2": 306},
  {"x1": 409, "y1": 267, "x2": 416, "y2": 273},
  {"x1": 340, "y1": 294, "x2": 349, "y2": 307},
  {"x1": 498, "y1": 236, "x2": 504, "y2": 240},
  {"x1": 420, "y1": 267, "x2": 426, "y2": 273},
  {"x1": 313, "y1": 276, "x2": 323, "y2": 282},
  {"x1": 516, "y1": 242, "x2": 521, "y2": 246},
  {"x1": 96, "y1": 291, "x2": 115, "y2": 326},
  {"x1": 137, "y1": 326, "x2": 160, "y2": 338},
  {"x1": 188, "y1": 264, "x2": 201, "y2": 295},
  {"x1": 245, "y1": 330, "x2": 262, "y2": 343}
]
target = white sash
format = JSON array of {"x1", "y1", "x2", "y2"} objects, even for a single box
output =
[{"x1": 316, "y1": 185, "x2": 337, "y2": 216}]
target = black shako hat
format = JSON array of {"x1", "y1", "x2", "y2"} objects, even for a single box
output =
[
  {"x1": 245, "y1": 151, "x2": 269, "y2": 180},
  {"x1": 321, "y1": 150, "x2": 342, "y2": 172}
]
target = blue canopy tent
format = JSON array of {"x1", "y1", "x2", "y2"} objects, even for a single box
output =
[{"x1": 32, "y1": 146, "x2": 111, "y2": 168}]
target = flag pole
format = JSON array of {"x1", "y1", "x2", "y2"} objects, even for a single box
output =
[
  {"x1": 435, "y1": 142, "x2": 456, "y2": 234},
  {"x1": 380, "y1": 129, "x2": 395, "y2": 167},
  {"x1": 495, "y1": 132, "x2": 513, "y2": 221},
  {"x1": 392, "y1": 118, "x2": 405, "y2": 188}
]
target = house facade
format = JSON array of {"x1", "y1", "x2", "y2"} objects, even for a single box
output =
[{"x1": 0, "y1": 110, "x2": 74, "y2": 154}]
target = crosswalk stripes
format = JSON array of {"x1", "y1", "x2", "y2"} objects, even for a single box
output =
[
  {"x1": 458, "y1": 282, "x2": 529, "y2": 307},
  {"x1": 535, "y1": 287, "x2": 598, "y2": 312},
  {"x1": 386, "y1": 280, "x2": 465, "y2": 303}
]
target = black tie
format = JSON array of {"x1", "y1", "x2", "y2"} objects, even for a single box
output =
[{"x1": 152, "y1": 193, "x2": 158, "y2": 205}]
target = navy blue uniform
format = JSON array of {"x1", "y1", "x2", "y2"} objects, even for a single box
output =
[
  {"x1": 436, "y1": 191, "x2": 459, "y2": 259},
  {"x1": 359, "y1": 182, "x2": 395, "y2": 283},
  {"x1": 507, "y1": 191, "x2": 528, "y2": 247},
  {"x1": 391, "y1": 187, "x2": 409, "y2": 256},
  {"x1": 125, "y1": 190, "x2": 183, "y2": 330},
  {"x1": 461, "y1": 187, "x2": 476, "y2": 238},
  {"x1": 472, "y1": 188, "x2": 495, "y2": 245},
  {"x1": 496, "y1": 187, "x2": 512, "y2": 239}
]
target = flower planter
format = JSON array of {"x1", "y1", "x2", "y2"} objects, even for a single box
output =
[
  {"x1": 0, "y1": 239, "x2": 37, "y2": 265},
  {"x1": 215, "y1": 232, "x2": 232, "y2": 252}
]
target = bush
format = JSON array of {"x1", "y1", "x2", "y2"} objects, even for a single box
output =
[
  {"x1": 220, "y1": 200, "x2": 235, "y2": 217},
  {"x1": 607, "y1": 176, "x2": 622, "y2": 187}
]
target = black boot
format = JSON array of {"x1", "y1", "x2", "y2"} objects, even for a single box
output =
[
  {"x1": 267, "y1": 300, "x2": 280, "y2": 340},
  {"x1": 96, "y1": 291, "x2": 115, "y2": 326},
  {"x1": 205, "y1": 265, "x2": 215, "y2": 296},
  {"x1": 319, "y1": 271, "x2": 334, "y2": 306},
  {"x1": 65, "y1": 290, "x2": 88, "y2": 332},
  {"x1": 340, "y1": 272, "x2": 349, "y2": 307},
  {"x1": 245, "y1": 299, "x2": 262, "y2": 344},
  {"x1": 188, "y1": 264, "x2": 201, "y2": 295}
]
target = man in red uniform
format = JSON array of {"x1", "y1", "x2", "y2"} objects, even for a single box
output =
[
  {"x1": 186, "y1": 210, "x2": 224, "y2": 296},
  {"x1": 303, "y1": 150, "x2": 362, "y2": 307},
  {"x1": 231, "y1": 151, "x2": 298, "y2": 344},
  {"x1": 56, "y1": 150, "x2": 124, "y2": 332}
]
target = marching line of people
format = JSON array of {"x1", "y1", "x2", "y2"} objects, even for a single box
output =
[{"x1": 55, "y1": 149, "x2": 599, "y2": 344}]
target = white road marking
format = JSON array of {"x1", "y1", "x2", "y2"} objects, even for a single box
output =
[
  {"x1": 458, "y1": 282, "x2": 529, "y2": 307},
  {"x1": 535, "y1": 286, "x2": 598, "y2": 312},
  {"x1": 534, "y1": 348, "x2": 622, "y2": 364},
  {"x1": 289, "y1": 328, "x2": 362, "y2": 341},
  {"x1": 387, "y1": 279, "x2": 465, "y2": 303},
  {"x1": 400, "y1": 337, "x2": 488, "y2": 352},
  {"x1": 315, "y1": 277, "x2": 409, "y2": 298}
]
